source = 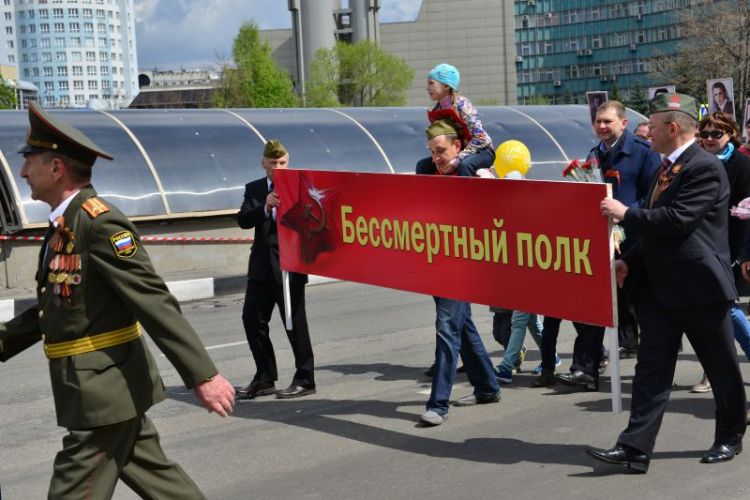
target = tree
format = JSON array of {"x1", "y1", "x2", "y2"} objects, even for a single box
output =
[
  {"x1": 627, "y1": 80, "x2": 648, "y2": 115},
  {"x1": 609, "y1": 80, "x2": 621, "y2": 102},
  {"x1": 307, "y1": 40, "x2": 414, "y2": 107},
  {"x1": 650, "y1": 1, "x2": 750, "y2": 109},
  {"x1": 215, "y1": 22, "x2": 298, "y2": 108},
  {"x1": 0, "y1": 75, "x2": 16, "y2": 109}
]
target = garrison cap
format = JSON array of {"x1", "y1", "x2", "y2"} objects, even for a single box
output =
[
  {"x1": 648, "y1": 93, "x2": 700, "y2": 121},
  {"x1": 425, "y1": 119, "x2": 459, "y2": 140},
  {"x1": 17, "y1": 101, "x2": 113, "y2": 165},
  {"x1": 263, "y1": 139, "x2": 288, "y2": 159}
]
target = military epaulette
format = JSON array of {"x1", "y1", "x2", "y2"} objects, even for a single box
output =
[{"x1": 82, "y1": 197, "x2": 110, "y2": 219}]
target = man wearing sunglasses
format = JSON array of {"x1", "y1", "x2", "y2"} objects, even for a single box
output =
[{"x1": 594, "y1": 94, "x2": 746, "y2": 473}]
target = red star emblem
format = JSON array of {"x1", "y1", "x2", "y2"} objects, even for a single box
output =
[{"x1": 280, "y1": 173, "x2": 341, "y2": 263}]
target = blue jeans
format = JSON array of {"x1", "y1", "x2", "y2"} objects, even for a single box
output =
[
  {"x1": 427, "y1": 297, "x2": 500, "y2": 415},
  {"x1": 499, "y1": 311, "x2": 543, "y2": 371},
  {"x1": 729, "y1": 302, "x2": 750, "y2": 361}
]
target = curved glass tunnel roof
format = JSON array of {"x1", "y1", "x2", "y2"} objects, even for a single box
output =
[{"x1": 0, "y1": 105, "x2": 647, "y2": 229}]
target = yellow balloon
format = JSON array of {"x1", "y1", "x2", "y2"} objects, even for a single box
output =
[{"x1": 493, "y1": 140, "x2": 531, "y2": 179}]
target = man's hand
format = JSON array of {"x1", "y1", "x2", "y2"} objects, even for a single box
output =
[
  {"x1": 436, "y1": 158, "x2": 459, "y2": 175},
  {"x1": 741, "y1": 261, "x2": 750, "y2": 284},
  {"x1": 194, "y1": 374, "x2": 235, "y2": 417},
  {"x1": 265, "y1": 192, "x2": 281, "y2": 215},
  {"x1": 601, "y1": 197, "x2": 628, "y2": 223},
  {"x1": 615, "y1": 259, "x2": 629, "y2": 288}
]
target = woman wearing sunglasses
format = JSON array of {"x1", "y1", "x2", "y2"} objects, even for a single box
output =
[{"x1": 691, "y1": 111, "x2": 750, "y2": 394}]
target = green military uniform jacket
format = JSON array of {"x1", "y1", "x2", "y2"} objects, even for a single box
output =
[{"x1": 0, "y1": 186, "x2": 217, "y2": 429}]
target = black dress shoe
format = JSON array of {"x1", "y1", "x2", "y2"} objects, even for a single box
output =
[
  {"x1": 700, "y1": 441, "x2": 742, "y2": 464},
  {"x1": 586, "y1": 444, "x2": 650, "y2": 473},
  {"x1": 235, "y1": 380, "x2": 276, "y2": 400},
  {"x1": 532, "y1": 370, "x2": 556, "y2": 387},
  {"x1": 556, "y1": 370, "x2": 598, "y2": 391},
  {"x1": 276, "y1": 384, "x2": 316, "y2": 399}
]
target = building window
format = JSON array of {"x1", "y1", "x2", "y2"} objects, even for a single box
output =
[
  {"x1": 99, "y1": 51, "x2": 108, "y2": 61},
  {"x1": 7, "y1": 55, "x2": 14, "y2": 63},
  {"x1": 72, "y1": 51, "x2": 82, "y2": 61},
  {"x1": 5, "y1": 40, "x2": 13, "y2": 49},
  {"x1": 70, "y1": 22, "x2": 79, "y2": 32},
  {"x1": 100, "y1": 66, "x2": 109, "y2": 76},
  {"x1": 71, "y1": 37, "x2": 81, "y2": 46},
  {"x1": 56, "y1": 52, "x2": 66, "y2": 61},
  {"x1": 55, "y1": 37, "x2": 65, "y2": 46},
  {"x1": 39, "y1": 9, "x2": 48, "y2": 19},
  {"x1": 83, "y1": 8, "x2": 93, "y2": 18},
  {"x1": 29, "y1": 24, "x2": 36, "y2": 33},
  {"x1": 41, "y1": 38, "x2": 51, "y2": 48},
  {"x1": 101, "y1": 79, "x2": 110, "y2": 89},
  {"x1": 84, "y1": 22, "x2": 93, "y2": 33},
  {"x1": 59, "y1": 81, "x2": 69, "y2": 91},
  {"x1": 54, "y1": 22, "x2": 65, "y2": 33},
  {"x1": 41, "y1": 23, "x2": 50, "y2": 33},
  {"x1": 75, "y1": 95, "x2": 84, "y2": 105},
  {"x1": 87, "y1": 65, "x2": 96, "y2": 75},
  {"x1": 42, "y1": 53, "x2": 52, "y2": 62},
  {"x1": 4, "y1": 12, "x2": 11, "y2": 20},
  {"x1": 73, "y1": 80, "x2": 83, "y2": 90},
  {"x1": 58, "y1": 66, "x2": 68, "y2": 76},
  {"x1": 72, "y1": 66, "x2": 83, "y2": 75},
  {"x1": 45, "y1": 95, "x2": 55, "y2": 107},
  {"x1": 69, "y1": 8, "x2": 79, "y2": 16},
  {"x1": 60, "y1": 95, "x2": 69, "y2": 106},
  {"x1": 86, "y1": 51, "x2": 96, "y2": 61},
  {"x1": 6, "y1": 26, "x2": 14, "y2": 35},
  {"x1": 44, "y1": 81, "x2": 54, "y2": 92},
  {"x1": 88, "y1": 80, "x2": 98, "y2": 90},
  {"x1": 53, "y1": 8, "x2": 63, "y2": 17}
]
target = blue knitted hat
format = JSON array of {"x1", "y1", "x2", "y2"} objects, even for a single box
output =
[{"x1": 428, "y1": 63, "x2": 460, "y2": 90}]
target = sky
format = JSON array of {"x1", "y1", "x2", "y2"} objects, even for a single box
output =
[{"x1": 134, "y1": 0, "x2": 422, "y2": 71}]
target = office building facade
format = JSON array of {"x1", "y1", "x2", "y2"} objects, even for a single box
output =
[
  {"x1": 514, "y1": 0, "x2": 687, "y2": 104},
  {"x1": 0, "y1": 0, "x2": 138, "y2": 108}
]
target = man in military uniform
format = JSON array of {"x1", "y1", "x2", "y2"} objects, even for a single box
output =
[{"x1": 0, "y1": 102, "x2": 235, "y2": 498}]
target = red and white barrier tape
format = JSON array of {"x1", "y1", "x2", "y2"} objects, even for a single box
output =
[{"x1": 0, "y1": 235, "x2": 253, "y2": 243}]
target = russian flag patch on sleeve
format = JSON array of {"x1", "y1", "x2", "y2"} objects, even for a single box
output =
[{"x1": 110, "y1": 231, "x2": 138, "y2": 259}]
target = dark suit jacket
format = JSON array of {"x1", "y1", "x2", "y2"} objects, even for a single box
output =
[
  {"x1": 622, "y1": 142, "x2": 737, "y2": 308},
  {"x1": 237, "y1": 177, "x2": 307, "y2": 286}
]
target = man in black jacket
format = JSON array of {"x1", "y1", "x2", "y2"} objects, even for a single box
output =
[
  {"x1": 592, "y1": 93, "x2": 746, "y2": 472},
  {"x1": 236, "y1": 140, "x2": 315, "y2": 400}
]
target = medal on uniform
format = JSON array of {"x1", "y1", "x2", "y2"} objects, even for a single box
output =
[{"x1": 44, "y1": 215, "x2": 82, "y2": 307}]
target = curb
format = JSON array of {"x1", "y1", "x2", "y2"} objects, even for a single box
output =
[{"x1": 0, "y1": 274, "x2": 337, "y2": 322}]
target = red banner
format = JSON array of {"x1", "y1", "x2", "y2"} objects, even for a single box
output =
[{"x1": 276, "y1": 169, "x2": 616, "y2": 327}]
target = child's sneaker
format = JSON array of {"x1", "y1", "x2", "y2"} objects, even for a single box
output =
[
  {"x1": 512, "y1": 345, "x2": 527, "y2": 374},
  {"x1": 495, "y1": 365, "x2": 514, "y2": 384},
  {"x1": 531, "y1": 354, "x2": 562, "y2": 375}
]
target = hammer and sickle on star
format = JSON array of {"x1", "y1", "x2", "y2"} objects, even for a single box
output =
[{"x1": 302, "y1": 197, "x2": 328, "y2": 240}]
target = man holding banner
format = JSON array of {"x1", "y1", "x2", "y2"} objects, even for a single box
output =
[
  {"x1": 593, "y1": 93, "x2": 746, "y2": 472},
  {"x1": 415, "y1": 120, "x2": 500, "y2": 426},
  {"x1": 236, "y1": 140, "x2": 316, "y2": 400}
]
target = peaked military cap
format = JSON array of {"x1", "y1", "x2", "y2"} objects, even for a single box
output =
[
  {"x1": 17, "y1": 101, "x2": 113, "y2": 165},
  {"x1": 263, "y1": 139, "x2": 288, "y2": 159},
  {"x1": 648, "y1": 92, "x2": 699, "y2": 121},
  {"x1": 425, "y1": 119, "x2": 459, "y2": 140}
]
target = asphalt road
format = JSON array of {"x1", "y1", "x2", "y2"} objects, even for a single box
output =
[{"x1": 1, "y1": 281, "x2": 749, "y2": 499}]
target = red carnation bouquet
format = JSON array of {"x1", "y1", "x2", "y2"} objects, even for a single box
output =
[
  {"x1": 562, "y1": 158, "x2": 603, "y2": 183},
  {"x1": 563, "y1": 158, "x2": 626, "y2": 252}
]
